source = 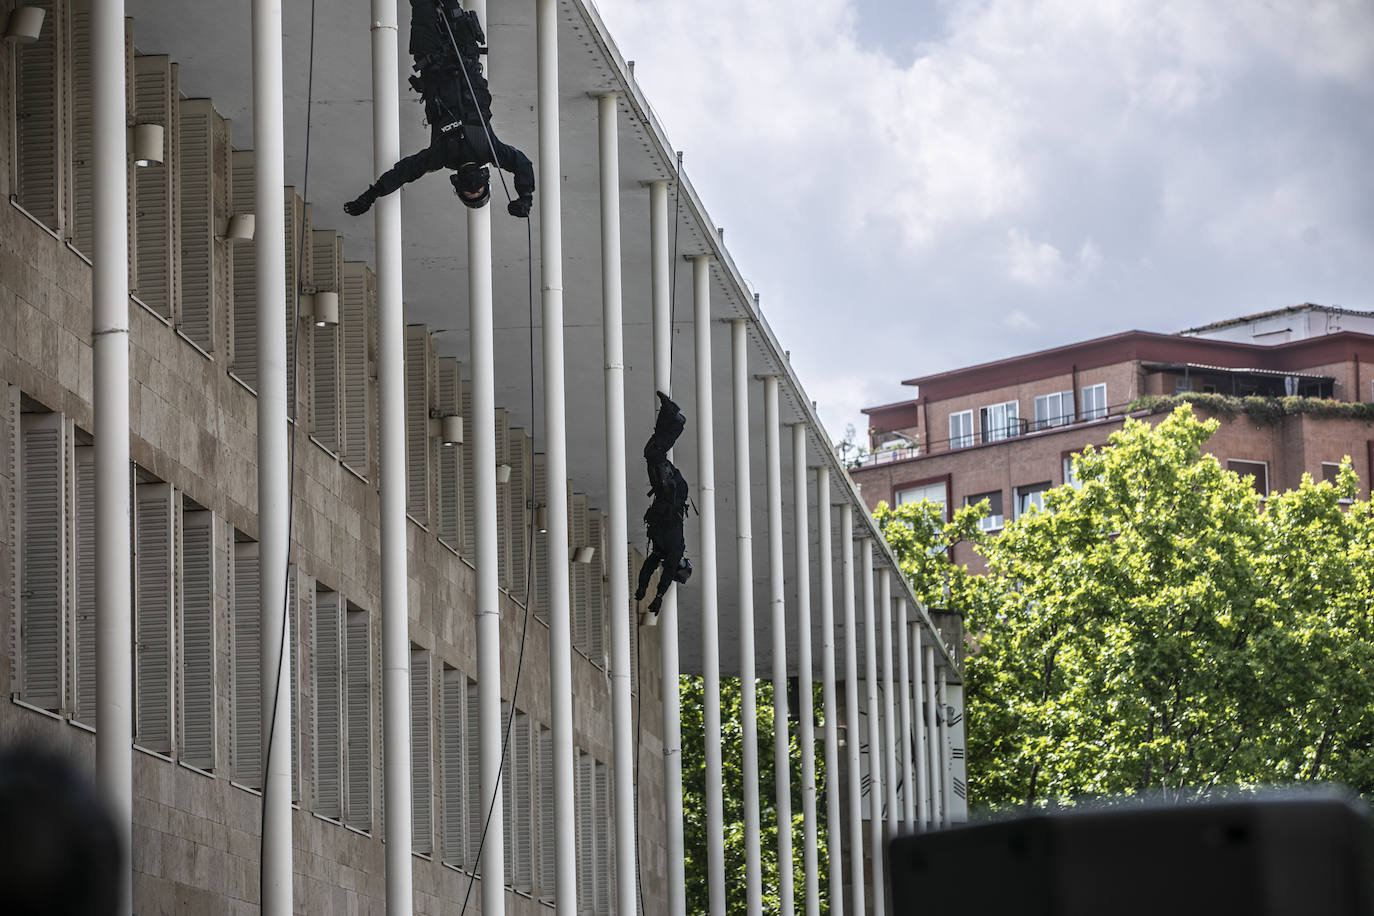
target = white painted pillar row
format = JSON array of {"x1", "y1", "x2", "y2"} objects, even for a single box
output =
[
  {"x1": 939, "y1": 666, "x2": 952, "y2": 829},
  {"x1": 912, "y1": 625, "x2": 929, "y2": 832},
  {"x1": 861, "y1": 541, "x2": 885, "y2": 915},
  {"x1": 730, "y1": 318, "x2": 763, "y2": 916},
  {"x1": 763, "y1": 376, "x2": 793, "y2": 916},
  {"x1": 880, "y1": 570, "x2": 898, "y2": 848},
  {"x1": 649, "y1": 179, "x2": 686, "y2": 916},
  {"x1": 597, "y1": 91, "x2": 637, "y2": 916},
  {"x1": 896, "y1": 599, "x2": 915, "y2": 833},
  {"x1": 840, "y1": 509, "x2": 864, "y2": 916},
  {"x1": 537, "y1": 2, "x2": 574, "y2": 911},
  {"x1": 791, "y1": 425, "x2": 818, "y2": 916},
  {"x1": 691, "y1": 256, "x2": 726, "y2": 916},
  {"x1": 924, "y1": 644, "x2": 942, "y2": 831},
  {"x1": 92, "y1": 1, "x2": 132, "y2": 912},
  {"x1": 817, "y1": 472, "x2": 843, "y2": 916},
  {"x1": 255, "y1": 0, "x2": 293, "y2": 910}
]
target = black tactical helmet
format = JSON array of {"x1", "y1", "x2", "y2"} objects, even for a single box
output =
[
  {"x1": 450, "y1": 162, "x2": 490, "y2": 209},
  {"x1": 672, "y1": 556, "x2": 693, "y2": 585}
]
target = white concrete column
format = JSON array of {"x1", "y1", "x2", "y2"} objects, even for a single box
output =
[
  {"x1": 374, "y1": 0, "x2": 413, "y2": 910},
  {"x1": 537, "y1": 2, "x2": 574, "y2": 911},
  {"x1": 792, "y1": 425, "x2": 818, "y2": 916},
  {"x1": 912, "y1": 625, "x2": 929, "y2": 832},
  {"x1": 896, "y1": 600, "x2": 915, "y2": 833},
  {"x1": 730, "y1": 318, "x2": 763, "y2": 915},
  {"x1": 924, "y1": 644, "x2": 942, "y2": 830},
  {"x1": 816, "y1": 472, "x2": 843, "y2": 916},
  {"x1": 649, "y1": 179, "x2": 686, "y2": 916},
  {"x1": 598, "y1": 92, "x2": 637, "y2": 916},
  {"x1": 255, "y1": 0, "x2": 293, "y2": 910},
  {"x1": 861, "y1": 541, "x2": 885, "y2": 916},
  {"x1": 939, "y1": 666, "x2": 952, "y2": 829},
  {"x1": 92, "y1": 2, "x2": 132, "y2": 912},
  {"x1": 763, "y1": 376, "x2": 793, "y2": 916},
  {"x1": 840, "y1": 509, "x2": 864, "y2": 916},
  {"x1": 880, "y1": 570, "x2": 898, "y2": 847},
  {"x1": 691, "y1": 256, "x2": 726, "y2": 916}
]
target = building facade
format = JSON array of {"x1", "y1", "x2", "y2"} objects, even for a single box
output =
[{"x1": 854, "y1": 321, "x2": 1374, "y2": 569}]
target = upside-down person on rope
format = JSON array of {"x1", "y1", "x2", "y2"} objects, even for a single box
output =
[
  {"x1": 635, "y1": 391, "x2": 694, "y2": 618},
  {"x1": 344, "y1": 0, "x2": 535, "y2": 218}
]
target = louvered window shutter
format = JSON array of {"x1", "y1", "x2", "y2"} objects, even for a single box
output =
[
  {"x1": 134, "y1": 482, "x2": 175, "y2": 753},
  {"x1": 68, "y1": 0, "x2": 95, "y2": 254},
  {"x1": 588, "y1": 513, "x2": 606, "y2": 662},
  {"x1": 537, "y1": 726, "x2": 555, "y2": 902},
  {"x1": 571, "y1": 495, "x2": 589, "y2": 654},
  {"x1": 440, "y1": 665, "x2": 464, "y2": 866},
  {"x1": 232, "y1": 539, "x2": 261, "y2": 784},
  {"x1": 284, "y1": 192, "x2": 313, "y2": 428},
  {"x1": 507, "y1": 430, "x2": 530, "y2": 598},
  {"x1": 410, "y1": 645, "x2": 433, "y2": 854},
  {"x1": 344, "y1": 606, "x2": 372, "y2": 830},
  {"x1": 514, "y1": 716, "x2": 534, "y2": 893},
  {"x1": 312, "y1": 588, "x2": 342, "y2": 818},
  {"x1": 532, "y1": 455, "x2": 549, "y2": 623},
  {"x1": 290, "y1": 570, "x2": 307, "y2": 803},
  {"x1": 460, "y1": 388, "x2": 476, "y2": 557},
  {"x1": 501, "y1": 700, "x2": 515, "y2": 887},
  {"x1": 181, "y1": 509, "x2": 216, "y2": 768},
  {"x1": 73, "y1": 444, "x2": 97, "y2": 724},
  {"x1": 434, "y1": 358, "x2": 463, "y2": 549},
  {"x1": 576, "y1": 751, "x2": 594, "y2": 914},
  {"x1": 339, "y1": 263, "x2": 371, "y2": 475},
  {"x1": 595, "y1": 760, "x2": 612, "y2": 912},
  {"x1": 494, "y1": 410, "x2": 512, "y2": 589},
  {"x1": 628, "y1": 546, "x2": 642, "y2": 696},
  {"x1": 19, "y1": 413, "x2": 67, "y2": 710},
  {"x1": 177, "y1": 98, "x2": 219, "y2": 352},
  {"x1": 229, "y1": 150, "x2": 257, "y2": 387},
  {"x1": 310, "y1": 231, "x2": 343, "y2": 452},
  {"x1": 404, "y1": 324, "x2": 430, "y2": 523},
  {"x1": 132, "y1": 56, "x2": 177, "y2": 320},
  {"x1": 464, "y1": 676, "x2": 482, "y2": 871},
  {"x1": 14, "y1": 0, "x2": 61, "y2": 228}
]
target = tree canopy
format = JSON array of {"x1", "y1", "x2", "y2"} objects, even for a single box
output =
[{"x1": 875, "y1": 405, "x2": 1374, "y2": 809}]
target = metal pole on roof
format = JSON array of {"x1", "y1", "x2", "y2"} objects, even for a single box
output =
[
  {"x1": 841, "y1": 510, "x2": 865, "y2": 916},
  {"x1": 897, "y1": 599, "x2": 916, "y2": 832},
  {"x1": 817, "y1": 471, "x2": 844, "y2": 916},
  {"x1": 880, "y1": 569, "x2": 899, "y2": 848},
  {"x1": 764, "y1": 376, "x2": 794, "y2": 916},
  {"x1": 92, "y1": 0, "x2": 133, "y2": 911},
  {"x1": 862, "y1": 540, "x2": 886, "y2": 915},
  {"x1": 912, "y1": 624, "x2": 930, "y2": 832},
  {"x1": 731, "y1": 317, "x2": 764, "y2": 915},
  {"x1": 256, "y1": 0, "x2": 294, "y2": 909},
  {"x1": 925, "y1": 644, "x2": 943, "y2": 828},
  {"x1": 537, "y1": 1, "x2": 574, "y2": 911},
  {"x1": 598, "y1": 91, "x2": 638, "y2": 916},
  {"x1": 691, "y1": 255, "x2": 726, "y2": 916},
  {"x1": 792, "y1": 424, "x2": 819, "y2": 916},
  {"x1": 649, "y1": 179, "x2": 687, "y2": 916}
]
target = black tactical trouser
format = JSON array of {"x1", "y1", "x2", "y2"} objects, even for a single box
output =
[{"x1": 636, "y1": 521, "x2": 685, "y2": 613}]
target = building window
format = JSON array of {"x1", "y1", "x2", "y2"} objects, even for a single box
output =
[
  {"x1": 440, "y1": 666, "x2": 470, "y2": 869},
  {"x1": 896, "y1": 481, "x2": 948, "y2": 519},
  {"x1": 1081, "y1": 383, "x2": 1107, "y2": 421},
  {"x1": 231, "y1": 538, "x2": 262, "y2": 785},
  {"x1": 134, "y1": 480, "x2": 176, "y2": 755},
  {"x1": 948, "y1": 410, "x2": 973, "y2": 449},
  {"x1": 1321, "y1": 462, "x2": 1342, "y2": 485},
  {"x1": 1227, "y1": 460, "x2": 1269, "y2": 497},
  {"x1": 1063, "y1": 456, "x2": 1082, "y2": 489},
  {"x1": 965, "y1": 490, "x2": 1004, "y2": 532},
  {"x1": 16, "y1": 410, "x2": 69, "y2": 712},
  {"x1": 410, "y1": 645, "x2": 433, "y2": 856},
  {"x1": 1032, "y1": 391, "x2": 1074, "y2": 430},
  {"x1": 1014, "y1": 482, "x2": 1052, "y2": 518},
  {"x1": 979, "y1": 400, "x2": 1020, "y2": 443},
  {"x1": 180, "y1": 508, "x2": 218, "y2": 770},
  {"x1": 344, "y1": 605, "x2": 373, "y2": 831},
  {"x1": 313, "y1": 587, "x2": 344, "y2": 820}
]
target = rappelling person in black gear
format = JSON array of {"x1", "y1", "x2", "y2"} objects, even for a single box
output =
[
  {"x1": 635, "y1": 391, "x2": 693, "y2": 618},
  {"x1": 343, "y1": 0, "x2": 535, "y2": 218}
]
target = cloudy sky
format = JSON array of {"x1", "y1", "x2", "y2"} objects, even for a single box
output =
[{"x1": 589, "y1": 0, "x2": 1374, "y2": 445}]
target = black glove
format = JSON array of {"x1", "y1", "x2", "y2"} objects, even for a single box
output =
[
  {"x1": 343, "y1": 188, "x2": 376, "y2": 216},
  {"x1": 507, "y1": 194, "x2": 532, "y2": 218}
]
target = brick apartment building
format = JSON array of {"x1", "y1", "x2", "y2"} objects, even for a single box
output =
[{"x1": 851, "y1": 305, "x2": 1374, "y2": 569}]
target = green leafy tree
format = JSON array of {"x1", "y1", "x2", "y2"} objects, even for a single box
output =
[
  {"x1": 876, "y1": 405, "x2": 1374, "y2": 808},
  {"x1": 681, "y1": 676, "x2": 827, "y2": 914}
]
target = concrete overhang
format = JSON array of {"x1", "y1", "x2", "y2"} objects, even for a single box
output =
[{"x1": 125, "y1": 0, "x2": 959, "y2": 679}]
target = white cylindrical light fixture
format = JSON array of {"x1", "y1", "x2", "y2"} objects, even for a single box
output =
[
  {"x1": 496, "y1": 463, "x2": 512, "y2": 484},
  {"x1": 574, "y1": 545, "x2": 596, "y2": 565},
  {"x1": 131, "y1": 123, "x2": 164, "y2": 167},
  {"x1": 440, "y1": 414, "x2": 463, "y2": 447},
  {"x1": 534, "y1": 504, "x2": 548, "y2": 534},
  {"x1": 311, "y1": 291, "x2": 339, "y2": 327},
  {"x1": 5, "y1": 6, "x2": 45, "y2": 42},
  {"x1": 223, "y1": 213, "x2": 255, "y2": 241}
]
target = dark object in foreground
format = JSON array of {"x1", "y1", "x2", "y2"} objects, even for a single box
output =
[
  {"x1": 635, "y1": 391, "x2": 692, "y2": 617},
  {"x1": 888, "y1": 793, "x2": 1374, "y2": 916}
]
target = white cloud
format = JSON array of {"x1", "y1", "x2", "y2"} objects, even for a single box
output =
[{"x1": 1005, "y1": 229, "x2": 1067, "y2": 287}]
